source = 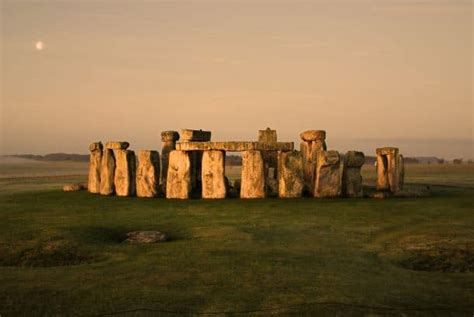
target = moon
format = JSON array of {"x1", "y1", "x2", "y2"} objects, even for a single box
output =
[{"x1": 35, "y1": 41, "x2": 44, "y2": 50}]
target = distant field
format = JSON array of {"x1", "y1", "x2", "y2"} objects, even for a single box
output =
[{"x1": 0, "y1": 158, "x2": 473, "y2": 315}]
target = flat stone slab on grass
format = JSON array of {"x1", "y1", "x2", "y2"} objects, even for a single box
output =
[{"x1": 124, "y1": 231, "x2": 168, "y2": 244}]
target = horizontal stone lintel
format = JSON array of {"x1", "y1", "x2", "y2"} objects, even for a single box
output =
[{"x1": 176, "y1": 141, "x2": 294, "y2": 152}]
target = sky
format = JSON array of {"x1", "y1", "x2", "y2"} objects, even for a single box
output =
[{"x1": 0, "y1": 0, "x2": 472, "y2": 159}]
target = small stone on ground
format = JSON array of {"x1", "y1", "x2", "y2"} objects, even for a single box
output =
[{"x1": 125, "y1": 231, "x2": 168, "y2": 244}]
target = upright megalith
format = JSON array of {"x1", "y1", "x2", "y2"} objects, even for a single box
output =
[
  {"x1": 342, "y1": 151, "x2": 365, "y2": 197},
  {"x1": 314, "y1": 150, "x2": 341, "y2": 198},
  {"x1": 105, "y1": 141, "x2": 130, "y2": 150},
  {"x1": 166, "y1": 150, "x2": 191, "y2": 199},
  {"x1": 181, "y1": 129, "x2": 212, "y2": 197},
  {"x1": 300, "y1": 130, "x2": 327, "y2": 195},
  {"x1": 201, "y1": 150, "x2": 226, "y2": 199},
  {"x1": 278, "y1": 151, "x2": 304, "y2": 198},
  {"x1": 136, "y1": 150, "x2": 160, "y2": 198},
  {"x1": 88, "y1": 142, "x2": 103, "y2": 193},
  {"x1": 258, "y1": 128, "x2": 278, "y2": 196},
  {"x1": 99, "y1": 148, "x2": 116, "y2": 195},
  {"x1": 240, "y1": 150, "x2": 265, "y2": 198},
  {"x1": 161, "y1": 131, "x2": 180, "y2": 192},
  {"x1": 376, "y1": 147, "x2": 402, "y2": 193},
  {"x1": 114, "y1": 149, "x2": 136, "y2": 197}
]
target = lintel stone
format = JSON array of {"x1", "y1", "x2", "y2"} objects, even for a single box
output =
[{"x1": 176, "y1": 141, "x2": 294, "y2": 152}]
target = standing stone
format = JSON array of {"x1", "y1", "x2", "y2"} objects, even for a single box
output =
[
  {"x1": 166, "y1": 150, "x2": 191, "y2": 199},
  {"x1": 240, "y1": 150, "x2": 265, "y2": 198},
  {"x1": 181, "y1": 129, "x2": 212, "y2": 197},
  {"x1": 314, "y1": 150, "x2": 341, "y2": 198},
  {"x1": 342, "y1": 151, "x2": 365, "y2": 197},
  {"x1": 99, "y1": 148, "x2": 116, "y2": 195},
  {"x1": 300, "y1": 130, "x2": 327, "y2": 195},
  {"x1": 376, "y1": 147, "x2": 400, "y2": 193},
  {"x1": 258, "y1": 128, "x2": 278, "y2": 196},
  {"x1": 114, "y1": 150, "x2": 136, "y2": 197},
  {"x1": 88, "y1": 142, "x2": 103, "y2": 194},
  {"x1": 136, "y1": 150, "x2": 160, "y2": 198},
  {"x1": 161, "y1": 131, "x2": 180, "y2": 193},
  {"x1": 278, "y1": 151, "x2": 304, "y2": 198},
  {"x1": 201, "y1": 150, "x2": 226, "y2": 199}
]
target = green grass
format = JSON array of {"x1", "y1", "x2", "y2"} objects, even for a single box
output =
[{"x1": 0, "y1": 163, "x2": 473, "y2": 315}]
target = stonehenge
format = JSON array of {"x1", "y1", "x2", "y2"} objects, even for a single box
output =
[
  {"x1": 300, "y1": 130, "x2": 327, "y2": 195},
  {"x1": 88, "y1": 142, "x2": 103, "y2": 193},
  {"x1": 342, "y1": 151, "x2": 365, "y2": 197},
  {"x1": 114, "y1": 149, "x2": 136, "y2": 197},
  {"x1": 201, "y1": 150, "x2": 226, "y2": 199},
  {"x1": 278, "y1": 151, "x2": 304, "y2": 198},
  {"x1": 161, "y1": 131, "x2": 180, "y2": 194},
  {"x1": 376, "y1": 147, "x2": 403, "y2": 193},
  {"x1": 166, "y1": 150, "x2": 191, "y2": 199},
  {"x1": 136, "y1": 150, "x2": 160, "y2": 198},
  {"x1": 314, "y1": 150, "x2": 341, "y2": 198},
  {"x1": 240, "y1": 150, "x2": 265, "y2": 198},
  {"x1": 99, "y1": 148, "x2": 115, "y2": 195},
  {"x1": 87, "y1": 129, "x2": 406, "y2": 200}
]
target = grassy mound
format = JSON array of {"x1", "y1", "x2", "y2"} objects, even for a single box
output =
[
  {"x1": 0, "y1": 236, "x2": 95, "y2": 267},
  {"x1": 381, "y1": 234, "x2": 474, "y2": 273}
]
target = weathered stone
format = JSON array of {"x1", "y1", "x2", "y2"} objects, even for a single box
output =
[
  {"x1": 278, "y1": 151, "x2": 304, "y2": 198},
  {"x1": 201, "y1": 150, "x2": 226, "y2": 199},
  {"x1": 161, "y1": 131, "x2": 180, "y2": 142},
  {"x1": 342, "y1": 151, "x2": 365, "y2": 197},
  {"x1": 240, "y1": 150, "x2": 265, "y2": 198},
  {"x1": 89, "y1": 142, "x2": 103, "y2": 152},
  {"x1": 258, "y1": 128, "x2": 278, "y2": 195},
  {"x1": 88, "y1": 142, "x2": 103, "y2": 194},
  {"x1": 114, "y1": 150, "x2": 136, "y2": 197},
  {"x1": 376, "y1": 147, "x2": 398, "y2": 156},
  {"x1": 300, "y1": 130, "x2": 326, "y2": 142},
  {"x1": 176, "y1": 141, "x2": 294, "y2": 152},
  {"x1": 136, "y1": 150, "x2": 160, "y2": 198},
  {"x1": 99, "y1": 149, "x2": 115, "y2": 195},
  {"x1": 258, "y1": 128, "x2": 277, "y2": 143},
  {"x1": 125, "y1": 231, "x2": 168, "y2": 244},
  {"x1": 314, "y1": 150, "x2": 341, "y2": 198},
  {"x1": 63, "y1": 183, "x2": 86, "y2": 192},
  {"x1": 105, "y1": 141, "x2": 130, "y2": 150},
  {"x1": 376, "y1": 147, "x2": 400, "y2": 193},
  {"x1": 161, "y1": 131, "x2": 180, "y2": 193},
  {"x1": 166, "y1": 150, "x2": 191, "y2": 199},
  {"x1": 181, "y1": 129, "x2": 212, "y2": 142},
  {"x1": 300, "y1": 136, "x2": 327, "y2": 195}
]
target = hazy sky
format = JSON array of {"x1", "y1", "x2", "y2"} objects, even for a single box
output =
[{"x1": 1, "y1": 0, "x2": 472, "y2": 158}]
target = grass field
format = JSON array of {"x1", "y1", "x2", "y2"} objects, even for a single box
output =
[{"x1": 0, "y1": 160, "x2": 473, "y2": 315}]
